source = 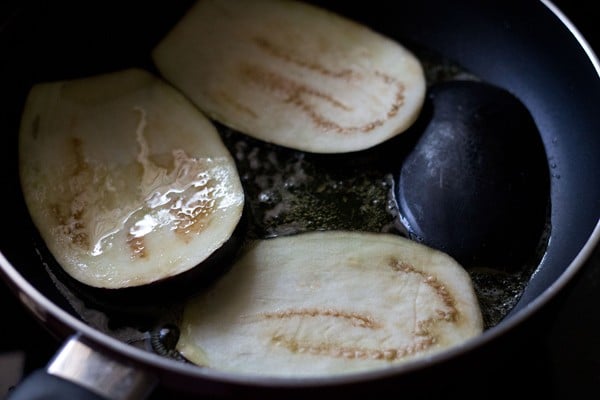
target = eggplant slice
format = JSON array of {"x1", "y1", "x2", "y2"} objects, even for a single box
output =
[
  {"x1": 152, "y1": 0, "x2": 426, "y2": 154},
  {"x1": 19, "y1": 68, "x2": 245, "y2": 289},
  {"x1": 177, "y1": 231, "x2": 483, "y2": 377}
]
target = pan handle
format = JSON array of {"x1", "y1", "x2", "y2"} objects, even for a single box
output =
[{"x1": 6, "y1": 334, "x2": 158, "y2": 400}]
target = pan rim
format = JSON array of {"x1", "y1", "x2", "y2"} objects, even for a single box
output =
[
  {"x1": 1, "y1": 0, "x2": 599, "y2": 391},
  {"x1": 1, "y1": 221, "x2": 599, "y2": 388}
]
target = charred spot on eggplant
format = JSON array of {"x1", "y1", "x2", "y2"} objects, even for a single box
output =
[{"x1": 394, "y1": 79, "x2": 551, "y2": 271}]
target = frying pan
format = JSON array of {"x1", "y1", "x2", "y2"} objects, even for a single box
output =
[{"x1": 1, "y1": 0, "x2": 599, "y2": 398}]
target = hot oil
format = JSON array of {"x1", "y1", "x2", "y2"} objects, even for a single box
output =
[
  {"x1": 221, "y1": 130, "x2": 396, "y2": 239},
  {"x1": 41, "y1": 46, "x2": 550, "y2": 357}
]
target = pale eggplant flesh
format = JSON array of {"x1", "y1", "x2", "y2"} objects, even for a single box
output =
[
  {"x1": 19, "y1": 68, "x2": 245, "y2": 291},
  {"x1": 176, "y1": 231, "x2": 483, "y2": 377},
  {"x1": 152, "y1": 0, "x2": 426, "y2": 154}
]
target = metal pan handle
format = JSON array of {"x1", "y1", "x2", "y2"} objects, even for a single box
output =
[{"x1": 7, "y1": 335, "x2": 157, "y2": 400}]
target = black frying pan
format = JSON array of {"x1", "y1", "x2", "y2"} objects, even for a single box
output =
[{"x1": 1, "y1": 0, "x2": 599, "y2": 399}]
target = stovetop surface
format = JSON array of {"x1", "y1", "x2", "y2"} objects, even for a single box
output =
[{"x1": 1, "y1": 1, "x2": 599, "y2": 398}]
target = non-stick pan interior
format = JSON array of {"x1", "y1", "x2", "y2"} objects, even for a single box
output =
[
  {"x1": 1, "y1": 0, "x2": 599, "y2": 390},
  {"x1": 377, "y1": 0, "x2": 600, "y2": 309}
]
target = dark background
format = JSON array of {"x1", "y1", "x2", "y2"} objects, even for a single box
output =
[{"x1": 1, "y1": 1, "x2": 599, "y2": 399}]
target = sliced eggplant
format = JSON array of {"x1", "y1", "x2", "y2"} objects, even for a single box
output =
[
  {"x1": 152, "y1": 0, "x2": 426, "y2": 154},
  {"x1": 19, "y1": 68, "x2": 245, "y2": 289},
  {"x1": 177, "y1": 231, "x2": 483, "y2": 377}
]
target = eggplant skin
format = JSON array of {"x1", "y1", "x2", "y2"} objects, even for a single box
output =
[
  {"x1": 30, "y1": 207, "x2": 249, "y2": 325},
  {"x1": 19, "y1": 68, "x2": 245, "y2": 290},
  {"x1": 177, "y1": 230, "x2": 483, "y2": 377},
  {"x1": 152, "y1": 0, "x2": 426, "y2": 154}
]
